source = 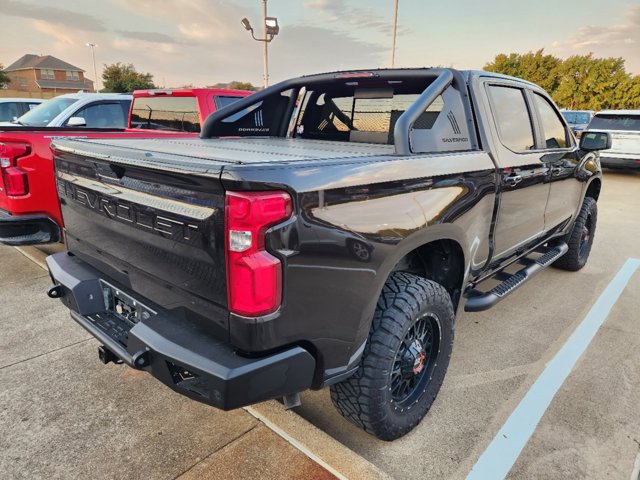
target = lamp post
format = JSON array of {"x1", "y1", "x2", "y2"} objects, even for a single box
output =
[
  {"x1": 86, "y1": 42, "x2": 99, "y2": 92},
  {"x1": 241, "y1": 0, "x2": 280, "y2": 88}
]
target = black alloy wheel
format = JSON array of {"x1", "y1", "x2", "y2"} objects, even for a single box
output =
[{"x1": 390, "y1": 313, "x2": 440, "y2": 409}]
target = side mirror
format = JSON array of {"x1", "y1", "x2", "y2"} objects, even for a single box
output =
[
  {"x1": 67, "y1": 116, "x2": 86, "y2": 127},
  {"x1": 580, "y1": 131, "x2": 611, "y2": 152}
]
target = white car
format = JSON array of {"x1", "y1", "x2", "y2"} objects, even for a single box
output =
[
  {"x1": 0, "y1": 98, "x2": 44, "y2": 122},
  {"x1": 584, "y1": 110, "x2": 640, "y2": 170},
  {"x1": 0, "y1": 92, "x2": 132, "y2": 128}
]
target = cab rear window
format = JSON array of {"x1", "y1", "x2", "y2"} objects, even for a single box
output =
[{"x1": 130, "y1": 96, "x2": 200, "y2": 133}]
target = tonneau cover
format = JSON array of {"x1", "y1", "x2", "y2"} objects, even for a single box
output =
[{"x1": 52, "y1": 137, "x2": 396, "y2": 174}]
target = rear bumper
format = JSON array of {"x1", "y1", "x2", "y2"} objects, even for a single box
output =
[
  {"x1": 46, "y1": 251, "x2": 316, "y2": 410},
  {"x1": 0, "y1": 210, "x2": 60, "y2": 245}
]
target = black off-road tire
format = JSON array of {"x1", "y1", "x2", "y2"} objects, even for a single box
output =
[
  {"x1": 330, "y1": 272, "x2": 454, "y2": 440},
  {"x1": 553, "y1": 197, "x2": 597, "y2": 271}
]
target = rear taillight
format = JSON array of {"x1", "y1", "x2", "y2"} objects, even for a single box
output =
[
  {"x1": 225, "y1": 191, "x2": 292, "y2": 317},
  {"x1": 0, "y1": 142, "x2": 30, "y2": 196}
]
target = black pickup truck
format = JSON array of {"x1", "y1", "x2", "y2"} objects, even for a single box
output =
[{"x1": 46, "y1": 68, "x2": 610, "y2": 440}]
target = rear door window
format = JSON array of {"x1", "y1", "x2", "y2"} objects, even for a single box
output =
[
  {"x1": 130, "y1": 96, "x2": 200, "y2": 132},
  {"x1": 487, "y1": 85, "x2": 535, "y2": 152},
  {"x1": 588, "y1": 114, "x2": 640, "y2": 132}
]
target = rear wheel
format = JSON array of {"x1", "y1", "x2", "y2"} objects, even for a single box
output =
[
  {"x1": 330, "y1": 272, "x2": 454, "y2": 440},
  {"x1": 553, "y1": 197, "x2": 597, "y2": 271}
]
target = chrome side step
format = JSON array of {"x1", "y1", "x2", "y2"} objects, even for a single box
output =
[{"x1": 464, "y1": 242, "x2": 568, "y2": 312}]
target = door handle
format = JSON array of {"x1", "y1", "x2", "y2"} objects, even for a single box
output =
[{"x1": 504, "y1": 174, "x2": 522, "y2": 187}]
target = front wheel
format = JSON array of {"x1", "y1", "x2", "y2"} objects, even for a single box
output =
[
  {"x1": 553, "y1": 197, "x2": 597, "y2": 271},
  {"x1": 330, "y1": 272, "x2": 454, "y2": 440}
]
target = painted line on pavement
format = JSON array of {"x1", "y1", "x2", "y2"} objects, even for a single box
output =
[
  {"x1": 631, "y1": 453, "x2": 640, "y2": 480},
  {"x1": 467, "y1": 257, "x2": 640, "y2": 480}
]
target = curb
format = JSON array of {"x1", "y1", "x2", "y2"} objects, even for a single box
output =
[
  {"x1": 15, "y1": 245, "x2": 391, "y2": 480},
  {"x1": 246, "y1": 401, "x2": 391, "y2": 480}
]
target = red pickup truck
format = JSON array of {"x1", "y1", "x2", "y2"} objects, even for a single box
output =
[{"x1": 0, "y1": 88, "x2": 251, "y2": 246}]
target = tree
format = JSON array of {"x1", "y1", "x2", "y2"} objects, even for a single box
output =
[
  {"x1": 226, "y1": 81, "x2": 258, "y2": 91},
  {"x1": 483, "y1": 50, "x2": 640, "y2": 110},
  {"x1": 101, "y1": 63, "x2": 155, "y2": 93},
  {"x1": 0, "y1": 64, "x2": 10, "y2": 88},
  {"x1": 554, "y1": 54, "x2": 632, "y2": 110},
  {"x1": 484, "y1": 49, "x2": 562, "y2": 94}
]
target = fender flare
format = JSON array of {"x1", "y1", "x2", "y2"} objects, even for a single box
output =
[{"x1": 347, "y1": 224, "x2": 470, "y2": 369}]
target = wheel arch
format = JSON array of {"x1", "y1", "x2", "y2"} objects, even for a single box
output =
[
  {"x1": 585, "y1": 177, "x2": 602, "y2": 201},
  {"x1": 390, "y1": 238, "x2": 466, "y2": 310}
]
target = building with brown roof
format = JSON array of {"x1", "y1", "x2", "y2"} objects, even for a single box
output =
[{"x1": 2, "y1": 54, "x2": 95, "y2": 94}]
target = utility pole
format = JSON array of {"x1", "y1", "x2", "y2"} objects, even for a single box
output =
[
  {"x1": 86, "y1": 43, "x2": 99, "y2": 92},
  {"x1": 262, "y1": 0, "x2": 268, "y2": 87},
  {"x1": 390, "y1": 0, "x2": 399, "y2": 68}
]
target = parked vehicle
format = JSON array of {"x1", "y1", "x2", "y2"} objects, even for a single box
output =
[
  {"x1": 129, "y1": 88, "x2": 252, "y2": 133},
  {"x1": 561, "y1": 109, "x2": 594, "y2": 137},
  {"x1": 46, "y1": 68, "x2": 609, "y2": 440},
  {"x1": 0, "y1": 98, "x2": 44, "y2": 122},
  {"x1": 0, "y1": 93, "x2": 132, "y2": 128},
  {"x1": 584, "y1": 110, "x2": 640, "y2": 169},
  {"x1": 0, "y1": 88, "x2": 250, "y2": 246}
]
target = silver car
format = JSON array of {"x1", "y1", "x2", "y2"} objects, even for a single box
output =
[{"x1": 561, "y1": 109, "x2": 594, "y2": 137}]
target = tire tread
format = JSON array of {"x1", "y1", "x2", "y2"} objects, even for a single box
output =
[{"x1": 554, "y1": 197, "x2": 597, "y2": 271}]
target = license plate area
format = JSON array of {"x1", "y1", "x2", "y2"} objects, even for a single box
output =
[
  {"x1": 100, "y1": 280, "x2": 156, "y2": 325},
  {"x1": 84, "y1": 281, "x2": 157, "y2": 349}
]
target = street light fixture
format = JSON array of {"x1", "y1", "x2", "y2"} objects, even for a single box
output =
[
  {"x1": 265, "y1": 17, "x2": 279, "y2": 36},
  {"x1": 240, "y1": 16, "x2": 279, "y2": 41},
  {"x1": 240, "y1": 0, "x2": 280, "y2": 88},
  {"x1": 85, "y1": 42, "x2": 99, "y2": 92}
]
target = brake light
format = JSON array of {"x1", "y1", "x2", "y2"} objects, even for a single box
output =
[
  {"x1": 0, "y1": 142, "x2": 30, "y2": 196},
  {"x1": 334, "y1": 72, "x2": 377, "y2": 78},
  {"x1": 225, "y1": 191, "x2": 292, "y2": 317}
]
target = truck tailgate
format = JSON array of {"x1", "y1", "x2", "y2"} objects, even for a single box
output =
[
  {"x1": 52, "y1": 138, "x2": 231, "y2": 337},
  {"x1": 51, "y1": 136, "x2": 391, "y2": 337}
]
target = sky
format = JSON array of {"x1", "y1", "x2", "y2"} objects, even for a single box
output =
[{"x1": 1, "y1": 0, "x2": 638, "y2": 88}]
